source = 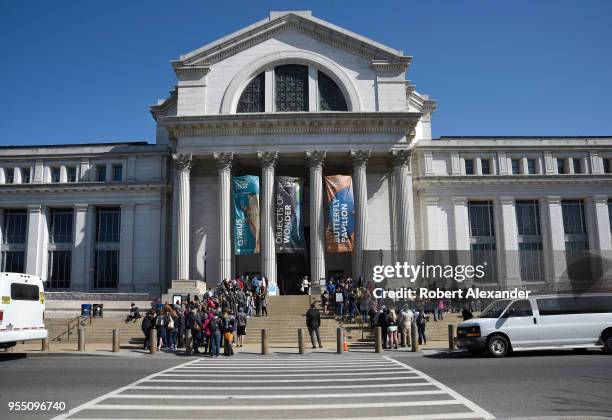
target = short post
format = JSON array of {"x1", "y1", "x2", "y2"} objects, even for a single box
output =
[
  {"x1": 41, "y1": 337, "x2": 49, "y2": 352},
  {"x1": 149, "y1": 329, "x2": 157, "y2": 354},
  {"x1": 336, "y1": 328, "x2": 344, "y2": 354},
  {"x1": 112, "y1": 329, "x2": 120, "y2": 353},
  {"x1": 261, "y1": 329, "x2": 269, "y2": 355},
  {"x1": 411, "y1": 321, "x2": 419, "y2": 352},
  {"x1": 448, "y1": 324, "x2": 455, "y2": 350},
  {"x1": 77, "y1": 328, "x2": 85, "y2": 352},
  {"x1": 185, "y1": 329, "x2": 192, "y2": 356},
  {"x1": 375, "y1": 326, "x2": 383, "y2": 353},
  {"x1": 298, "y1": 328, "x2": 305, "y2": 355}
]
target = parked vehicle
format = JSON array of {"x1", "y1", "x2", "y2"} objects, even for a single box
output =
[
  {"x1": 455, "y1": 294, "x2": 612, "y2": 357},
  {"x1": 0, "y1": 272, "x2": 47, "y2": 349}
]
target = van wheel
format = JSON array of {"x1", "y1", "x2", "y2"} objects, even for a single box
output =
[
  {"x1": 487, "y1": 335, "x2": 509, "y2": 358},
  {"x1": 603, "y1": 331, "x2": 612, "y2": 354}
]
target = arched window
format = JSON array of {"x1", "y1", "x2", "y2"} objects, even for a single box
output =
[
  {"x1": 318, "y1": 71, "x2": 348, "y2": 111},
  {"x1": 237, "y1": 72, "x2": 265, "y2": 113},
  {"x1": 275, "y1": 64, "x2": 308, "y2": 112}
]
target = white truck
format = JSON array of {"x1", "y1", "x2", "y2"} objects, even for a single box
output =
[
  {"x1": 0, "y1": 272, "x2": 48, "y2": 349},
  {"x1": 456, "y1": 294, "x2": 612, "y2": 357}
]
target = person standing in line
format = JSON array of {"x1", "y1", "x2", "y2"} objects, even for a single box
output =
[
  {"x1": 236, "y1": 307, "x2": 248, "y2": 348},
  {"x1": 437, "y1": 299, "x2": 445, "y2": 321},
  {"x1": 387, "y1": 309, "x2": 399, "y2": 350},
  {"x1": 306, "y1": 303, "x2": 323, "y2": 349},
  {"x1": 261, "y1": 293, "x2": 268, "y2": 317},
  {"x1": 141, "y1": 310, "x2": 155, "y2": 350},
  {"x1": 461, "y1": 304, "x2": 473, "y2": 321},
  {"x1": 415, "y1": 308, "x2": 427, "y2": 345},
  {"x1": 186, "y1": 307, "x2": 203, "y2": 354},
  {"x1": 209, "y1": 313, "x2": 223, "y2": 358},
  {"x1": 155, "y1": 307, "x2": 168, "y2": 351}
]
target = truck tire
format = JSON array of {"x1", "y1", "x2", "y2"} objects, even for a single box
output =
[{"x1": 487, "y1": 335, "x2": 509, "y2": 358}]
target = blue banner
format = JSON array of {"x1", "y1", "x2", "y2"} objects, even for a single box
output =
[{"x1": 233, "y1": 175, "x2": 260, "y2": 255}]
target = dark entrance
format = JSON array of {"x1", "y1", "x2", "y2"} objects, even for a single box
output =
[{"x1": 276, "y1": 227, "x2": 310, "y2": 294}]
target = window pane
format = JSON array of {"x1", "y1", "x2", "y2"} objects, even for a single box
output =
[
  {"x1": 471, "y1": 243, "x2": 496, "y2": 282},
  {"x1": 511, "y1": 159, "x2": 520, "y2": 175},
  {"x1": 49, "y1": 209, "x2": 73, "y2": 243},
  {"x1": 10, "y1": 283, "x2": 39, "y2": 300},
  {"x1": 3, "y1": 209, "x2": 27, "y2": 244},
  {"x1": 1, "y1": 251, "x2": 25, "y2": 273},
  {"x1": 47, "y1": 250, "x2": 71, "y2": 289},
  {"x1": 96, "y1": 208, "x2": 121, "y2": 243},
  {"x1": 469, "y1": 201, "x2": 495, "y2": 237},
  {"x1": 97, "y1": 165, "x2": 106, "y2": 182},
  {"x1": 557, "y1": 159, "x2": 565, "y2": 174},
  {"x1": 237, "y1": 72, "x2": 265, "y2": 113},
  {"x1": 481, "y1": 159, "x2": 490, "y2": 175},
  {"x1": 275, "y1": 64, "x2": 308, "y2": 112},
  {"x1": 519, "y1": 242, "x2": 543, "y2": 281},
  {"x1": 6, "y1": 168, "x2": 14, "y2": 183},
  {"x1": 562, "y1": 200, "x2": 586, "y2": 235},
  {"x1": 572, "y1": 159, "x2": 581, "y2": 174},
  {"x1": 604, "y1": 159, "x2": 611, "y2": 174},
  {"x1": 67, "y1": 167, "x2": 77, "y2": 182},
  {"x1": 51, "y1": 167, "x2": 60, "y2": 183},
  {"x1": 94, "y1": 250, "x2": 119, "y2": 289},
  {"x1": 318, "y1": 71, "x2": 348, "y2": 111},
  {"x1": 112, "y1": 165, "x2": 122, "y2": 182},
  {"x1": 22, "y1": 168, "x2": 31, "y2": 184},
  {"x1": 516, "y1": 200, "x2": 540, "y2": 235},
  {"x1": 465, "y1": 159, "x2": 474, "y2": 175}
]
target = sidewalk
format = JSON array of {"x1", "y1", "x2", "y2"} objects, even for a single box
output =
[{"x1": 4, "y1": 339, "x2": 453, "y2": 357}]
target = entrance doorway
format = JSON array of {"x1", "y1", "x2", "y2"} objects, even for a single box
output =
[{"x1": 276, "y1": 227, "x2": 310, "y2": 294}]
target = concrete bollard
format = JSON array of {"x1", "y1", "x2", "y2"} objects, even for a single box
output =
[
  {"x1": 112, "y1": 329, "x2": 120, "y2": 353},
  {"x1": 77, "y1": 328, "x2": 85, "y2": 352},
  {"x1": 298, "y1": 328, "x2": 305, "y2": 355},
  {"x1": 149, "y1": 329, "x2": 157, "y2": 354},
  {"x1": 42, "y1": 337, "x2": 49, "y2": 352},
  {"x1": 261, "y1": 329, "x2": 269, "y2": 355},
  {"x1": 336, "y1": 328, "x2": 344, "y2": 354},
  {"x1": 411, "y1": 321, "x2": 419, "y2": 352},
  {"x1": 448, "y1": 324, "x2": 456, "y2": 350},
  {"x1": 375, "y1": 327, "x2": 383, "y2": 353},
  {"x1": 185, "y1": 329, "x2": 192, "y2": 356}
]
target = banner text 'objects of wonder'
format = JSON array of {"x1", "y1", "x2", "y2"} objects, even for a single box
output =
[
  {"x1": 275, "y1": 176, "x2": 306, "y2": 253},
  {"x1": 325, "y1": 175, "x2": 355, "y2": 252},
  {"x1": 233, "y1": 175, "x2": 260, "y2": 255}
]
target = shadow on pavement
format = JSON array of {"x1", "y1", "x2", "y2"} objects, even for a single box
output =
[{"x1": 424, "y1": 348, "x2": 607, "y2": 359}]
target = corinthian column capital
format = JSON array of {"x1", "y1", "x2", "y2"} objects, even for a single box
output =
[
  {"x1": 305, "y1": 150, "x2": 326, "y2": 168},
  {"x1": 257, "y1": 151, "x2": 278, "y2": 168},
  {"x1": 389, "y1": 149, "x2": 411, "y2": 167},
  {"x1": 213, "y1": 152, "x2": 234, "y2": 170},
  {"x1": 349, "y1": 149, "x2": 371, "y2": 167},
  {"x1": 172, "y1": 153, "x2": 193, "y2": 171}
]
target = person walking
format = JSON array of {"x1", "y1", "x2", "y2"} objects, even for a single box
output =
[
  {"x1": 261, "y1": 293, "x2": 268, "y2": 317},
  {"x1": 306, "y1": 303, "x2": 323, "y2": 349},
  {"x1": 300, "y1": 276, "x2": 311, "y2": 295},
  {"x1": 398, "y1": 307, "x2": 414, "y2": 347},
  {"x1": 236, "y1": 307, "x2": 247, "y2": 348},
  {"x1": 141, "y1": 310, "x2": 155, "y2": 350}
]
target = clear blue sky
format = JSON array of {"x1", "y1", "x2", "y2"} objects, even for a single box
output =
[{"x1": 1, "y1": 0, "x2": 611, "y2": 146}]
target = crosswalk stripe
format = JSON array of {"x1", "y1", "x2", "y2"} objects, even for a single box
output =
[
  {"x1": 172, "y1": 365, "x2": 405, "y2": 372},
  {"x1": 87, "y1": 400, "x2": 462, "y2": 410},
  {"x1": 130, "y1": 382, "x2": 439, "y2": 390},
  {"x1": 110, "y1": 390, "x2": 447, "y2": 399},
  {"x1": 157, "y1": 370, "x2": 413, "y2": 377},
  {"x1": 148, "y1": 376, "x2": 423, "y2": 383}
]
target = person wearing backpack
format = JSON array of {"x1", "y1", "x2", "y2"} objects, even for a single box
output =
[
  {"x1": 236, "y1": 307, "x2": 248, "y2": 348},
  {"x1": 167, "y1": 307, "x2": 178, "y2": 351},
  {"x1": 155, "y1": 307, "x2": 167, "y2": 351},
  {"x1": 141, "y1": 310, "x2": 155, "y2": 350},
  {"x1": 415, "y1": 308, "x2": 427, "y2": 345}
]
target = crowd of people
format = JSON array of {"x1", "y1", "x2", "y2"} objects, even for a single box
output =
[{"x1": 139, "y1": 276, "x2": 269, "y2": 356}]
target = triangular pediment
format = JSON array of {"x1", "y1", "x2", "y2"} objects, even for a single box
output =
[{"x1": 176, "y1": 11, "x2": 411, "y2": 67}]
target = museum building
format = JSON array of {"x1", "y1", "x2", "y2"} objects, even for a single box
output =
[{"x1": 1, "y1": 11, "x2": 611, "y2": 295}]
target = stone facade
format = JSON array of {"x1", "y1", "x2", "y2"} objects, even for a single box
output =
[{"x1": 1, "y1": 11, "x2": 611, "y2": 296}]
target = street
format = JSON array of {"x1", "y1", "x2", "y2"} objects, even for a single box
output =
[{"x1": 0, "y1": 350, "x2": 610, "y2": 419}]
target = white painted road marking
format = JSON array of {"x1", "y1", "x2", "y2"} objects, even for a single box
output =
[{"x1": 54, "y1": 355, "x2": 495, "y2": 419}]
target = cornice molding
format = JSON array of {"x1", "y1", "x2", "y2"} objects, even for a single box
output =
[
  {"x1": 414, "y1": 175, "x2": 612, "y2": 189},
  {"x1": 0, "y1": 182, "x2": 170, "y2": 195},
  {"x1": 171, "y1": 64, "x2": 211, "y2": 78},
  {"x1": 160, "y1": 112, "x2": 421, "y2": 138}
]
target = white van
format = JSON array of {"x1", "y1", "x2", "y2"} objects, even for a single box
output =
[
  {"x1": 456, "y1": 294, "x2": 612, "y2": 357},
  {"x1": 0, "y1": 272, "x2": 47, "y2": 349}
]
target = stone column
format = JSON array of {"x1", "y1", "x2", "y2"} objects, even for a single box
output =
[
  {"x1": 390, "y1": 150, "x2": 414, "y2": 261},
  {"x1": 498, "y1": 197, "x2": 521, "y2": 288},
  {"x1": 589, "y1": 195, "x2": 612, "y2": 251},
  {"x1": 306, "y1": 151, "x2": 326, "y2": 283},
  {"x1": 71, "y1": 204, "x2": 92, "y2": 291},
  {"x1": 25, "y1": 204, "x2": 46, "y2": 277},
  {"x1": 350, "y1": 149, "x2": 371, "y2": 279},
  {"x1": 0, "y1": 208, "x2": 4, "y2": 245},
  {"x1": 173, "y1": 153, "x2": 192, "y2": 281},
  {"x1": 214, "y1": 152, "x2": 234, "y2": 282},
  {"x1": 119, "y1": 204, "x2": 135, "y2": 291},
  {"x1": 542, "y1": 196, "x2": 566, "y2": 282},
  {"x1": 258, "y1": 151, "x2": 278, "y2": 285}
]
